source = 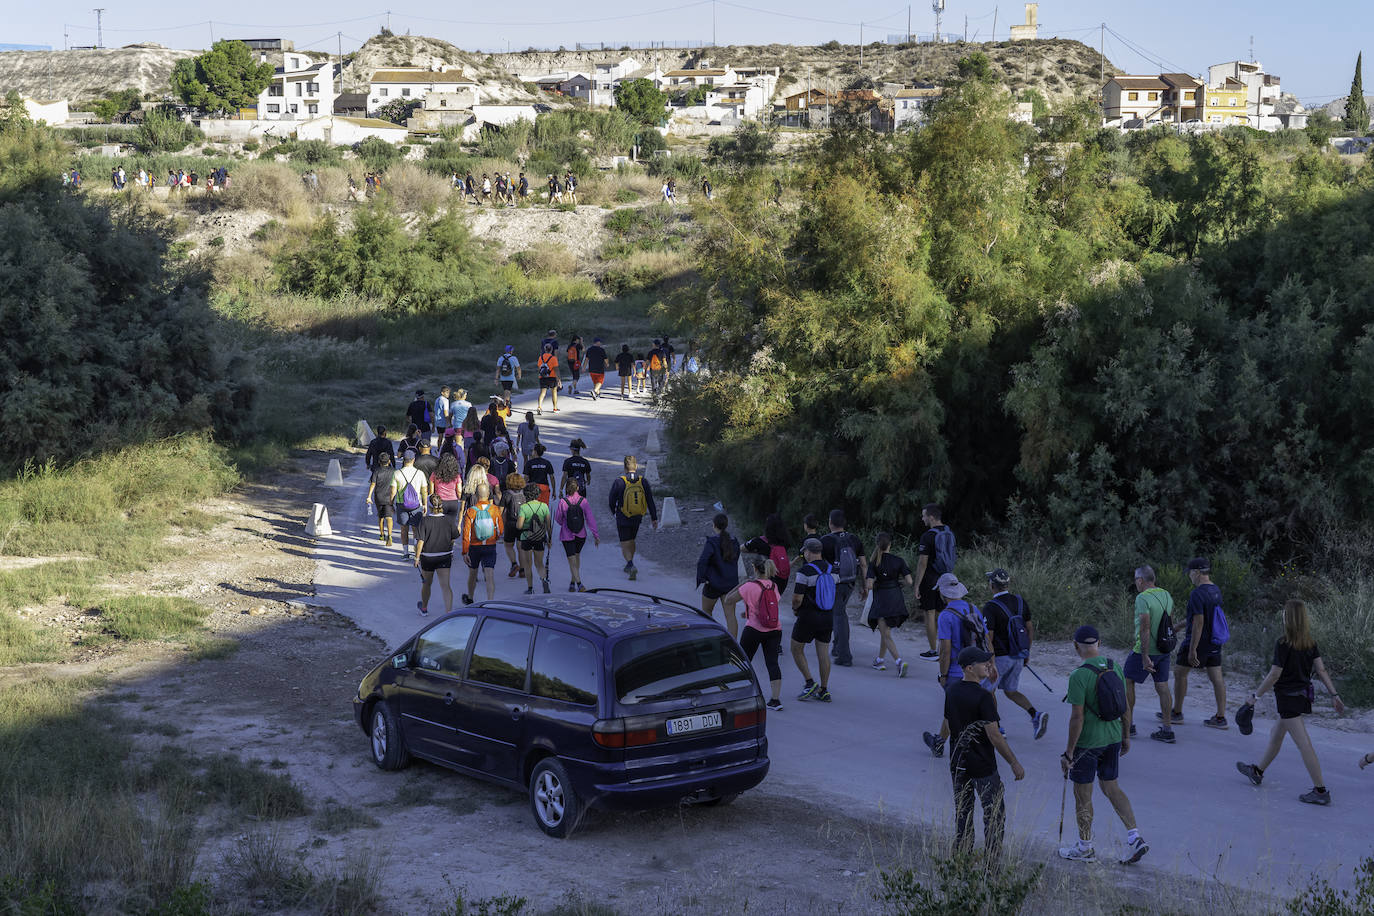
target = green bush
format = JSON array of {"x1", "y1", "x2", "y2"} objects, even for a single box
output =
[
  {"x1": 1287, "y1": 855, "x2": 1374, "y2": 916},
  {"x1": 876, "y1": 854, "x2": 1043, "y2": 916},
  {"x1": 134, "y1": 108, "x2": 204, "y2": 153},
  {"x1": 289, "y1": 138, "x2": 341, "y2": 165},
  {"x1": 353, "y1": 136, "x2": 401, "y2": 171}
]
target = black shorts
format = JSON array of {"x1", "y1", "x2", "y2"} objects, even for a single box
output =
[
  {"x1": 503, "y1": 524, "x2": 519, "y2": 544},
  {"x1": 539, "y1": 376, "x2": 558, "y2": 389},
  {"x1": 374, "y1": 501, "x2": 395, "y2": 519},
  {"x1": 1276, "y1": 691, "x2": 1312, "y2": 719},
  {"x1": 918, "y1": 585, "x2": 942, "y2": 612},
  {"x1": 397, "y1": 508, "x2": 424, "y2": 528},
  {"x1": 1069, "y1": 743, "x2": 1121, "y2": 785},
  {"x1": 441, "y1": 499, "x2": 462, "y2": 518},
  {"x1": 465, "y1": 544, "x2": 497, "y2": 568},
  {"x1": 562, "y1": 537, "x2": 586, "y2": 557},
  {"x1": 500, "y1": 380, "x2": 514, "y2": 391},
  {"x1": 616, "y1": 515, "x2": 643, "y2": 543},
  {"x1": 419, "y1": 555, "x2": 452, "y2": 572},
  {"x1": 1177, "y1": 646, "x2": 1222, "y2": 669},
  {"x1": 791, "y1": 610, "x2": 832, "y2": 645},
  {"x1": 702, "y1": 583, "x2": 732, "y2": 601}
]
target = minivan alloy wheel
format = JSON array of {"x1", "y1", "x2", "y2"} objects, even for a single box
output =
[{"x1": 534, "y1": 770, "x2": 565, "y2": 825}]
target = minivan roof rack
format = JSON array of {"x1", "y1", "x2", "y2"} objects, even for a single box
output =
[
  {"x1": 479, "y1": 601, "x2": 609, "y2": 636},
  {"x1": 585, "y1": 588, "x2": 712, "y2": 621}
]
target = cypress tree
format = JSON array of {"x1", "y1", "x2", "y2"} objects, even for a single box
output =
[{"x1": 1345, "y1": 52, "x2": 1369, "y2": 133}]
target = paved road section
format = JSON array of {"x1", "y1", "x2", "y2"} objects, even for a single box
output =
[{"x1": 314, "y1": 388, "x2": 1368, "y2": 896}]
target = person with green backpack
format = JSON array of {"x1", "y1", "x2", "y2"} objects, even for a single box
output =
[
  {"x1": 1060, "y1": 625, "x2": 1149, "y2": 866},
  {"x1": 460, "y1": 483, "x2": 504, "y2": 605}
]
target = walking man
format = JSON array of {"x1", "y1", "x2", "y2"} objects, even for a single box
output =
[
  {"x1": 1061, "y1": 625, "x2": 1150, "y2": 865},
  {"x1": 648, "y1": 340, "x2": 668, "y2": 394},
  {"x1": 924, "y1": 574, "x2": 991, "y2": 758},
  {"x1": 406, "y1": 390, "x2": 432, "y2": 439},
  {"x1": 535, "y1": 344, "x2": 560, "y2": 414},
  {"x1": 820, "y1": 509, "x2": 865, "y2": 668},
  {"x1": 791, "y1": 538, "x2": 833, "y2": 703},
  {"x1": 982, "y1": 568, "x2": 1049, "y2": 739},
  {"x1": 495, "y1": 345, "x2": 521, "y2": 393},
  {"x1": 609, "y1": 456, "x2": 658, "y2": 581},
  {"x1": 585, "y1": 337, "x2": 608, "y2": 400},
  {"x1": 389, "y1": 450, "x2": 430, "y2": 561},
  {"x1": 943, "y1": 646, "x2": 1025, "y2": 860},
  {"x1": 1127, "y1": 566, "x2": 1176, "y2": 743},
  {"x1": 1172, "y1": 557, "x2": 1228, "y2": 729},
  {"x1": 914, "y1": 504, "x2": 956, "y2": 660},
  {"x1": 460, "y1": 483, "x2": 504, "y2": 604},
  {"x1": 615, "y1": 344, "x2": 636, "y2": 399}
]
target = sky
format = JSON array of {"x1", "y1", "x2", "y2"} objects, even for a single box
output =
[{"x1": 7, "y1": 0, "x2": 1369, "y2": 105}]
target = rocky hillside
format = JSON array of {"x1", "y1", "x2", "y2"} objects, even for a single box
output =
[
  {"x1": 491, "y1": 37, "x2": 1117, "y2": 105},
  {"x1": 341, "y1": 34, "x2": 540, "y2": 103},
  {"x1": 0, "y1": 43, "x2": 195, "y2": 100}
]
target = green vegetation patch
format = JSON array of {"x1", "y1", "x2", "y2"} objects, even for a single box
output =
[{"x1": 92, "y1": 595, "x2": 210, "y2": 641}]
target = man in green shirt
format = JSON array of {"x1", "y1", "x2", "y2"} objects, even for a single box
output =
[
  {"x1": 1124, "y1": 565, "x2": 1176, "y2": 744},
  {"x1": 1060, "y1": 625, "x2": 1149, "y2": 866}
]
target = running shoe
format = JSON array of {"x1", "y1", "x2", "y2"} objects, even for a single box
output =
[
  {"x1": 385, "y1": 535, "x2": 392, "y2": 547},
  {"x1": 569, "y1": 582, "x2": 577, "y2": 592},
  {"x1": 871, "y1": 659, "x2": 887, "y2": 671},
  {"x1": 1119, "y1": 836, "x2": 1149, "y2": 865},
  {"x1": 417, "y1": 602, "x2": 428, "y2": 616},
  {"x1": 1150, "y1": 728, "x2": 1176, "y2": 744},
  {"x1": 623, "y1": 561, "x2": 634, "y2": 575},
  {"x1": 923, "y1": 731, "x2": 945, "y2": 758},
  {"x1": 461, "y1": 593, "x2": 474, "y2": 606},
  {"x1": 542, "y1": 578, "x2": 551, "y2": 594},
  {"x1": 796, "y1": 682, "x2": 818, "y2": 701},
  {"x1": 919, "y1": 650, "x2": 939, "y2": 660},
  {"x1": 1033, "y1": 711, "x2": 1049, "y2": 739},
  {"x1": 1203, "y1": 715, "x2": 1229, "y2": 730},
  {"x1": 897, "y1": 661, "x2": 909, "y2": 679},
  {"x1": 815, "y1": 688, "x2": 833, "y2": 703},
  {"x1": 576, "y1": 582, "x2": 586, "y2": 592},
  {"x1": 1236, "y1": 762, "x2": 1263, "y2": 786},
  {"x1": 525, "y1": 587, "x2": 534, "y2": 595},
  {"x1": 1129, "y1": 723, "x2": 1137, "y2": 737},
  {"x1": 402, "y1": 551, "x2": 412, "y2": 560},
  {"x1": 1058, "y1": 844, "x2": 1097, "y2": 862},
  {"x1": 766, "y1": 698, "x2": 783, "y2": 712},
  {"x1": 1299, "y1": 788, "x2": 1331, "y2": 806},
  {"x1": 378, "y1": 532, "x2": 385, "y2": 543},
  {"x1": 507, "y1": 565, "x2": 520, "y2": 578},
  {"x1": 628, "y1": 565, "x2": 637, "y2": 581},
  {"x1": 1156, "y1": 710, "x2": 1184, "y2": 724}
]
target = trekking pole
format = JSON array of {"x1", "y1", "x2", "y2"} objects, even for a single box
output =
[
  {"x1": 1058, "y1": 768, "x2": 1069, "y2": 847},
  {"x1": 1023, "y1": 662, "x2": 1054, "y2": 693}
]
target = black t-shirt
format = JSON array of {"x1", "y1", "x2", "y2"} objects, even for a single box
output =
[
  {"x1": 370, "y1": 466, "x2": 395, "y2": 502},
  {"x1": 563, "y1": 455, "x2": 592, "y2": 487},
  {"x1": 480, "y1": 413, "x2": 507, "y2": 443},
  {"x1": 615, "y1": 351, "x2": 635, "y2": 375},
  {"x1": 983, "y1": 592, "x2": 1032, "y2": 658},
  {"x1": 413, "y1": 453, "x2": 438, "y2": 477},
  {"x1": 417, "y1": 513, "x2": 458, "y2": 555},
  {"x1": 916, "y1": 526, "x2": 949, "y2": 593},
  {"x1": 944, "y1": 680, "x2": 1000, "y2": 778},
  {"x1": 820, "y1": 531, "x2": 864, "y2": 583},
  {"x1": 586, "y1": 345, "x2": 608, "y2": 373},
  {"x1": 524, "y1": 456, "x2": 555, "y2": 486},
  {"x1": 365, "y1": 437, "x2": 395, "y2": 471},
  {"x1": 868, "y1": 553, "x2": 911, "y2": 590},
  {"x1": 407, "y1": 398, "x2": 429, "y2": 430},
  {"x1": 399, "y1": 435, "x2": 425, "y2": 457},
  {"x1": 1273, "y1": 640, "x2": 1321, "y2": 696}
]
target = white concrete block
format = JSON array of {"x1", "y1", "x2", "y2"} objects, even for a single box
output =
[
  {"x1": 306, "y1": 503, "x2": 334, "y2": 537},
  {"x1": 355, "y1": 420, "x2": 376, "y2": 447},
  {"x1": 324, "y1": 458, "x2": 345, "y2": 486},
  {"x1": 642, "y1": 459, "x2": 658, "y2": 483},
  {"x1": 660, "y1": 496, "x2": 682, "y2": 527},
  {"x1": 646, "y1": 428, "x2": 662, "y2": 452}
]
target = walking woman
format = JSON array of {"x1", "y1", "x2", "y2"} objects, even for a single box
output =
[
  {"x1": 553, "y1": 480, "x2": 599, "y2": 592},
  {"x1": 864, "y1": 532, "x2": 913, "y2": 678},
  {"x1": 518, "y1": 482, "x2": 554, "y2": 594},
  {"x1": 745, "y1": 513, "x2": 792, "y2": 594},
  {"x1": 501, "y1": 472, "x2": 528, "y2": 580},
  {"x1": 516, "y1": 411, "x2": 540, "y2": 466},
  {"x1": 364, "y1": 452, "x2": 396, "y2": 546},
  {"x1": 723, "y1": 554, "x2": 784, "y2": 710},
  {"x1": 1235, "y1": 599, "x2": 1345, "y2": 805},
  {"x1": 413, "y1": 494, "x2": 458, "y2": 617},
  {"x1": 431, "y1": 453, "x2": 463, "y2": 517},
  {"x1": 696, "y1": 513, "x2": 741, "y2": 639}
]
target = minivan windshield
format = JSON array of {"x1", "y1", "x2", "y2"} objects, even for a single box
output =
[{"x1": 612, "y1": 629, "x2": 752, "y2": 704}]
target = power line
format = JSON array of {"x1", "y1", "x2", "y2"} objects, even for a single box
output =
[
  {"x1": 400, "y1": 1, "x2": 712, "y2": 29},
  {"x1": 717, "y1": 0, "x2": 908, "y2": 28}
]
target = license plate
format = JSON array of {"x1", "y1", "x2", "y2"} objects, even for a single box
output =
[{"x1": 665, "y1": 711, "x2": 722, "y2": 736}]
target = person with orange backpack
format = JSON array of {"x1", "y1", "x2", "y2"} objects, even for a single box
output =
[
  {"x1": 460, "y1": 482, "x2": 504, "y2": 604},
  {"x1": 648, "y1": 340, "x2": 668, "y2": 394},
  {"x1": 723, "y1": 553, "x2": 785, "y2": 711},
  {"x1": 566, "y1": 335, "x2": 584, "y2": 397},
  {"x1": 535, "y1": 344, "x2": 560, "y2": 415}
]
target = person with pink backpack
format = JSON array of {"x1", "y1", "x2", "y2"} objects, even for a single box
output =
[{"x1": 724, "y1": 554, "x2": 785, "y2": 711}]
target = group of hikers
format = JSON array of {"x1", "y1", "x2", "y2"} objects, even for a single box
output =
[
  {"x1": 491, "y1": 330, "x2": 696, "y2": 411},
  {"x1": 681, "y1": 504, "x2": 1362, "y2": 869},
  {"x1": 68, "y1": 165, "x2": 232, "y2": 192},
  {"x1": 443, "y1": 170, "x2": 580, "y2": 207}
]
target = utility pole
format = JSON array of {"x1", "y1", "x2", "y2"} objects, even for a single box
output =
[
  {"x1": 964, "y1": 15, "x2": 968, "y2": 41},
  {"x1": 337, "y1": 31, "x2": 343, "y2": 101},
  {"x1": 92, "y1": 8, "x2": 105, "y2": 49},
  {"x1": 907, "y1": 6, "x2": 911, "y2": 42},
  {"x1": 1099, "y1": 23, "x2": 1105, "y2": 84},
  {"x1": 209, "y1": 21, "x2": 215, "y2": 42},
  {"x1": 992, "y1": 7, "x2": 998, "y2": 42},
  {"x1": 712, "y1": 0, "x2": 716, "y2": 47},
  {"x1": 386, "y1": 10, "x2": 392, "y2": 32},
  {"x1": 860, "y1": 23, "x2": 864, "y2": 68}
]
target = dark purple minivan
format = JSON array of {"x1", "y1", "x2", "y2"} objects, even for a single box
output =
[{"x1": 353, "y1": 589, "x2": 770, "y2": 836}]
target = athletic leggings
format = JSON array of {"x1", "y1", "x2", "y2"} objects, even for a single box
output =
[{"x1": 739, "y1": 626, "x2": 782, "y2": 682}]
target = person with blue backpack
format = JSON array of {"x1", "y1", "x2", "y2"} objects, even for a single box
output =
[
  {"x1": 923, "y1": 574, "x2": 993, "y2": 758},
  {"x1": 820, "y1": 509, "x2": 866, "y2": 667},
  {"x1": 1169, "y1": 557, "x2": 1229, "y2": 730},
  {"x1": 790, "y1": 538, "x2": 834, "y2": 703},
  {"x1": 913, "y1": 504, "x2": 956, "y2": 661},
  {"x1": 460, "y1": 483, "x2": 504, "y2": 605},
  {"x1": 982, "y1": 568, "x2": 1049, "y2": 739},
  {"x1": 1060, "y1": 625, "x2": 1149, "y2": 866}
]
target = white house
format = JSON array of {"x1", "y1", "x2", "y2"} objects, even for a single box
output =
[
  {"x1": 704, "y1": 83, "x2": 768, "y2": 121},
  {"x1": 296, "y1": 115, "x2": 408, "y2": 146},
  {"x1": 256, "y1": 54, "x2": 337, "y2": 121},
  {"x1": 892, "y1": 87, "x2": 941, "y2": 129},
  {"x1": 1208, "y1": 60, "x2": 1283, "y2": 130},
  {"x1": 661, "y1": 65, "x2": 738, "y2": 90},
  {"x1": 367, "y1": 68, "x2": 480, "y2": 117},
  {"x1": 21, "y1": 97, "x2": 69, "y2": 125}
]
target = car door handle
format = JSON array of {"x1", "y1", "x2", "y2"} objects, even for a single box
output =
[
  {"x1": 443, "y1": 692, "x2": 455, "y2": 706},
  {"x1": 510, "y1": 706, "x2": 525, "y2": 720}
]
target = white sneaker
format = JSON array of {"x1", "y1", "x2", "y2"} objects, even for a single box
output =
[
  {"x1": 1058, "y1": 844, "x2": 1097, "y2": 862},
  {"x1": 1119, "y1": 836, "x2": 1149, "y2": 865}
]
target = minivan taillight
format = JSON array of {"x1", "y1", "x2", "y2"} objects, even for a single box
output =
[
  {"x1": 731, "y1": 696, "x2": 766, "y2": 730},
  {"x1": 593, "y1": 718, "x2": 659, "y2": 748}
]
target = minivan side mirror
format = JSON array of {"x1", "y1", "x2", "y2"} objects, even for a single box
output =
[{"x1": 392, "y1": 652, "x2": 410, "y2": 669}]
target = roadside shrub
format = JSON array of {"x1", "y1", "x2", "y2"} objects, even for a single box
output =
[
  {"x1": 512, "y1": 245, "x2": 576, "y2": 277},
  {"x1": 219, "y1": 160, "x2": 311, "y2": 216},
  {"x1": 379, "y1": 160, "x2": 450, "y2": 214},
  {"x1": 1287, "y1": 854, "x2": 1374, "y2": 916},
  {"x1": 600, "y1": 249, "x2": 687, "y2": 296},
  {"x1": 354, "y1": 136, "x2": 401, "y2": 172},
  {"x1": 289, "y1": 138, "x2": 342, "y2": 165},
  {"x1": 876, "y1": 854, "x2": 1043, "y2": 916},
  {"x1": 135, "y1": 108, "x2": 203, "y2": 153}
]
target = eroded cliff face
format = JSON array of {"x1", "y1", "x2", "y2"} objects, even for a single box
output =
[{"x1": 0, "y1": 45, "x2": 197, "y2": 100}]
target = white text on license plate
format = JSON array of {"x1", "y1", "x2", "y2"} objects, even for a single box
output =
[{"x1": 666, "y1": 711, "x2": 722, "y2": 736}]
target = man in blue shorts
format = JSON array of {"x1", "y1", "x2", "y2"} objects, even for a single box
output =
[
  {"x1": 1127, "y1": 565, "x2": 1176, "y2": 743},
  {"x1": 1061, "y1": 625, "x2": 1149, "y2": 865}
]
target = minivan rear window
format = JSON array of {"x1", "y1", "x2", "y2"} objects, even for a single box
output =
[{"x1": 612, "y1": 630, "x2": 752, "y2": 704}]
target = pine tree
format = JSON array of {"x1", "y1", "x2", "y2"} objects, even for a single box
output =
[{"x1": 1345, "y1": 52, "x2": 1370, "y2": 133}]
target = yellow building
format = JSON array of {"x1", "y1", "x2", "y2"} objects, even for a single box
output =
[{"x1": 1200, "y1": 77, "x2": 1250, "y2": 125}]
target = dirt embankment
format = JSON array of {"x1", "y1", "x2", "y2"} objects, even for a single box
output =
[{"x1": 0, "y1": 45, "x2": 196, "y2": 100}]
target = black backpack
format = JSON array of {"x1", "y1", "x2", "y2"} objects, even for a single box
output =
[
  {"x1": 499, "y1": 355, "x2": 514, "y2": 376},
  {"x1": 562, "y1": 497, "x2": 586, "y2": 536},
  {"x1": 1143, "y1": 591, "x2": 1177, "y2": 654},
  {"x1": 1082, "y1": 659, "x2": 1128, "y2": 722},
  {"x1": 987, "y1": 595, "x2": 1030, "y2": 660}
]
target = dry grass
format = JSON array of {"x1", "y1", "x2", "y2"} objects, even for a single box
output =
[
  {"x1": 380, "y1": 161, "x2": 453, "y2": 215},
  {"x1": 221, "y1": 161, "x2": 312, "y2": 219},
  {"x1": 512, "y1": 244, "x2": 577, "y2": 277}
]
